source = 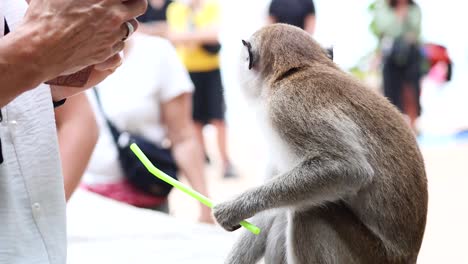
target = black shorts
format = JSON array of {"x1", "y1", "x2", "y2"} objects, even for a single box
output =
[
  {"x1": 190, "y1": 69, "x2": 226, "y2": 124},
  {"x1": 382, "y1": 45, "x2": 422, "y2": 116}
]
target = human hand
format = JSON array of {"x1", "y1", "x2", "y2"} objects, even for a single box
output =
[
  {"x1": 21, "y1": 0, "x2": 146, "y2": 80},
  {"x1": 50, "y1": 53, "x2": 123, "y2": 101}
]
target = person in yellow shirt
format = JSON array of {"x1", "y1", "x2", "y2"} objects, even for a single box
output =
[{"x1": 166, "y1": 0, "x2": 235, "y2": 178}]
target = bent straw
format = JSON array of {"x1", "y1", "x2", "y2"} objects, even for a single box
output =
[{"x1": 130, "y1": 143, "x2": 261, "y2": 235}]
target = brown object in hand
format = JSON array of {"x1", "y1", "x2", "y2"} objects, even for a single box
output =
[{"x1": 45, "y1": 66, "x2": 93, "y2": 87}]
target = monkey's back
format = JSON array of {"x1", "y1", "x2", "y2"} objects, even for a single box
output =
[{"x1": 267, "y1": 66, "x2": 428, "y2": 261}]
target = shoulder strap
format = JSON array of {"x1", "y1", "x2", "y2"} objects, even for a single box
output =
[{"x1": 92, "y1": 87, "x2": 121, "y2": 143}]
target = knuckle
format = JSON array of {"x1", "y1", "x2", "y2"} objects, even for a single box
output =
[
  {"x1": 115, "y1": 42, "x2": 125, "y2": 52},
  {"x1": 95, "y1": 53, "x2": 108, "y2": 64},
  {"x1": 107, "y1": 46, "x2": 116, "y2": 56},
  {"x1": 137, "y1": 0, "x2": 148, "y2": 15},
  {"x1": 95, "y1": 48, "x2": 113, "y2": 62},
  {"x1": 92, "y1": 4, "x2": 106, "y2": 17},
  {"x1": 109, "y1": 13, "x2": 123, "y2": 28}
]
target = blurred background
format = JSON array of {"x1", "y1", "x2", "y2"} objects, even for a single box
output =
[{"x1": 67, "y1": 0, "x2": 468, "y2": 263}]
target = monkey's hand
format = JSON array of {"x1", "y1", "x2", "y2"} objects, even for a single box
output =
[{"x1": 213, "y1": 200, "x2": 249, "y2": 232}]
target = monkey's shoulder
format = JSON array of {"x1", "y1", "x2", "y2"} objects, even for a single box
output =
[
  {"x1": 271, "y1": 67, "x2": 394, "y2": 115},
  {"x1": 268, "y1": 70, "x2": 356, "y2": 112}
]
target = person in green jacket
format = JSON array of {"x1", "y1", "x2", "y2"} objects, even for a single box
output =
[{"x1": 374, "y1": 0, "x2": 422, "y2": 131}]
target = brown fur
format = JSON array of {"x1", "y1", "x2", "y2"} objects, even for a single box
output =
[{"x1": 213, "y1": 24, "x2": 427, "y2": 263}]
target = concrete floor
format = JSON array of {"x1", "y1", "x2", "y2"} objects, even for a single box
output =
[
  {"x1": 171, "y1": 138, "x2": 468, "y2": 264},
  {"x1": 417, "y1": 143, "x2": 468, "y2": 263},
  {"x1": 68, "y1": 137, "x2": 468, "y2": 263}
]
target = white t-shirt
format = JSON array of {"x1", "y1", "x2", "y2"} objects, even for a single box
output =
[
  {"x1": 0, "y1": 1, "x2": 66, "y2": 263},
  {"x1": 84, "y1": 33, "x2": 193, "y2": 185}
]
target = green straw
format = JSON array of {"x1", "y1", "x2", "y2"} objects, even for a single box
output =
[{"x1": 130, "y1": 143, "x2": 261, "y2": 235}]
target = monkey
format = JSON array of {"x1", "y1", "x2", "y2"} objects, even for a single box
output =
[{"x1": 212, "y1": 24, "x2": 428, "y2": 264}]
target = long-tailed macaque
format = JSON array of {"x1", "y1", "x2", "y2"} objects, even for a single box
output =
[{"x1": 213, "y1": 24, "x2": 427, "y2": 264}]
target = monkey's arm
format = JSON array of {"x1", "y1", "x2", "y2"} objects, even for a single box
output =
[{"x1": 213, "y1": 147, "x2": 374, "y2": 231}]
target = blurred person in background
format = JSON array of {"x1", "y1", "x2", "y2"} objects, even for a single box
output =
[
  {"x1": 82, "y1": 32, "x2": 213, "y2": 224},
  {"x1": 164, "y1": 0, "x2": 236, "y2": 178},
  {"x1": 374, "y1": 0, "x2": 422, "y2": 131},
  {"x1": 139, "y1": 0, "x2": 172, "y2": 22},
  {"x1": 56, "y1": 94, "x2": 99, "y2": 202},
  {"x1": 267, "y1": 0, "x2": 316, "y2": 34},
  {"x1": 138, "y1": 0, "x2": 172, "y2": 34}
]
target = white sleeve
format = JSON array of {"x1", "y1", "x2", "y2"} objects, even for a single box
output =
[{"x1": 158, "y1": 40, "x2": 194, "y2": 102}]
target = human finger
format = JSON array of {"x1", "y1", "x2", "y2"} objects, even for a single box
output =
[
  {"x1": 94, "y1": 53, "x2": 123, "y2": 71},
  {"x1": 119, "y1": 19, "x2": 139, "y2": 41},
  {"x1": 118, "y1": 0, "x2": 147, "y2": 21}
]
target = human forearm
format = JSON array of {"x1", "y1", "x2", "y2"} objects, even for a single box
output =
[
  {"x1": 171, "y1": 134, "x2": 212, "y2": 220},
  {"x1": 267, "y1": 16, "x2": 277, "y2": 25},
  {"x1": 162, "y1": 93, "x2": 212, "y2": 222},
  {"x1": 172, "y1": 135, "x2": 208, "y2": 197},
  {"x1": 169, "y1": 28, "x2": 219, "y2": 46},
  {"x1": 406, "y1": 8, "x2": 422, "y2": 43},
  {"x1": 304, "y1": 15, "x2": 316, "y2": 35},
  {"x1": 55, "y1": 94, "x2": 99, "y2": 201},
  {"x1": 0, "y1": 25, "x2": 51, "y2": 107}
]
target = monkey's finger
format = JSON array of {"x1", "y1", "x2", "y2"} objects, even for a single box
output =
[{"x1": 226, "y1": 225, "x2": 241, "y2": 232}]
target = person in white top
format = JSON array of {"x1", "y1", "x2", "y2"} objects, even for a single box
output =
[
  {"x1": 0, "y1": 0, "x2": 146, "y2": 263},
  {"x1": 83, "y1": 33, "x2": 213, "y2": 223}
]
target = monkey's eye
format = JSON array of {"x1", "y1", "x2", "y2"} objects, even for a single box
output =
[
  {"x1": 242, "y1": 40, "x2": 254, "y2": 70},
  {"x1": 325, "y1": 47, "x2": 334, "y2": 61}
]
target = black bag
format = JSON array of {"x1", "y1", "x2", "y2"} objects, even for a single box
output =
[
  {"x1": 202, "y1": 43, "x2": 222, "y2": 54},
  {"x1": 389, "y1": 36, "x2": 413, "y2": 66},
  {"x1": 93, "y1": 88, "x2": 178, "y2": 197}
]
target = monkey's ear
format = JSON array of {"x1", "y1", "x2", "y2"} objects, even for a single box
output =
[
  {"x1": 325, "y1": 47, "x2": 334, "y2": 61},
  {"x1": 242, "y1": 39, "x2": 254, "y2": 70}
]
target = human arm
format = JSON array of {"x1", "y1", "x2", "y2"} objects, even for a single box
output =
[
  {"x1": 138, "y1": 21, "x2": 169, "y2": 37},
  {"x1": 373, "y1": 1, "x2": 395, "y2": 39},
  {"x1": 267, "y1": 0, "x2": 279, "y2": 25},
  {"x1": 167, "y1": 27, "x2": 219, "y2": 46},
  {"x1": 0, "y1": 0, "x2": 146, "y2": 107},
  {"x1": 267, "y1": 15, "x2": 277, "y2": 25},
  {"x1": 55, "y1": 93, "x2": 99, "y2": 201},
  {"x1": 49, "y1": 54, "x2": 123, "y2": 101},
  {"x1": 303, "y1": 0, "x2": 316, "y2": 34},
  {"x1": 0, "y1": 25, "x2": 52, "y2": 107},
  {"x1": 161, "y1": 93, "x2": 213, "y2": 223},
  {"x1": 404, "y1": 5, "x2": 422, "y2": 44},
  {"x1": 303, "y1": 14, "x2": 316, "y2": 35}
]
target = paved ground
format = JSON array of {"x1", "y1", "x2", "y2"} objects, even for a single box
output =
[
  {"x1": 417, "y1": 142, "x2": 468, "y2": 263},
  {"x1": 67, "y1": 190, "x2": 236, "y2": 264},
  {"x1": 68, "y1": 136, "x2": 468, "y2": 264}
]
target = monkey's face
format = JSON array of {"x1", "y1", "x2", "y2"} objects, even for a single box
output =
[{"x1": 238, "y1": 24, "x2": 335, "y2": 100}]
